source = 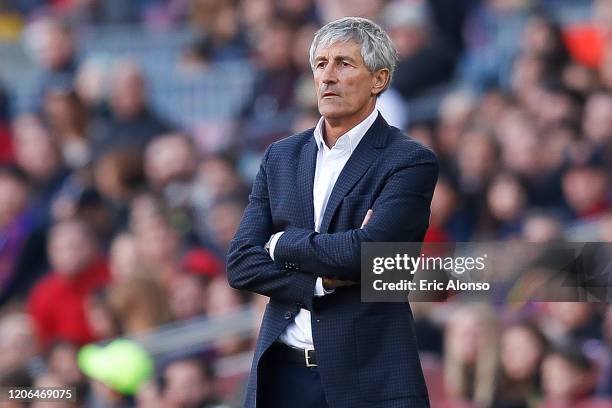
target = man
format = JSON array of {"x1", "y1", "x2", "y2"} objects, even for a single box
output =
[
  {"x1": 88, "y1": 61, "x2": 172, "y2": 158},
  {"x1": 227, "y1": 17, "x2": 438, "y2": 408},
  {"x1": 161, "y1": 356, "x2": 228, "y2": 408}
]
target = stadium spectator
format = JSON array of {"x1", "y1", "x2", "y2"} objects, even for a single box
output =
[
  {"x1": 27, "y1": 218, "x2": 109, "y2": 349},
  {"x1": 562, "y1": 164, "x2": 610, "y2": 219},
  {"x1": 106, "y1": 274, "x2": 172, "y2": 335},
  {"x1": 239, "y1": 20, "x2": 300, "y2": 150},
  {"x1": 88, "y1": 61, "x2": 172, "y2": 157},
  {"x1": 160, "y1": 356, "x2": 226, "y2": 408},
  {"x1": 168, "y1": 273, "x2": 208, "y2": 320},
  {"x1": 12, "y1": 114, "x2": 69, "y2": 224},
  {"x1": 45, "y1": 340, "x2": 87, "y2": 392},
  {"x1": 143, "y1": 132, "x2": 197, "y2": 194},
  {"x1": 540, "y1": 303, "x2": 603, "y2": 347},
  {"x1": 485, "y1": 173, "x2": 528, "y2": 239},
  {"x1": 540, "y1": 346, "x2": 598, "y2": 407},
  {"x1": 31, "y1": 372, "x2": 80, "y2": 408},
  {"x1": 24, "y1": 18, "x2": 78, "y2": 110},
  {"x1": 494, "y1": 322, "x2": 549, "y2": 407},
  {"x1": 93, "y1": 148, "x2": 145, "y2": 232},
  {"x1": 42, "y1": 87, "x2": 91, "y2": 169},
  {"x1": 0, "y1": 313, "x2": 36, "y2": 377},
  {"x1": 443, "y1": 304, "x2": 500, "y2": 407},
  {"x1": 108, "y1": 232, "x2": 140, "y2": 281}
]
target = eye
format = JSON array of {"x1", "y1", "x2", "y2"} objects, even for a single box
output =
[{"x1": 315, "y1": 61, "x2": 326, "y2": 69}]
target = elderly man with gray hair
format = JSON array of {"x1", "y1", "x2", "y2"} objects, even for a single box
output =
[{"x1": 227, "y1": 17, "x2": 437, "y2": 408}]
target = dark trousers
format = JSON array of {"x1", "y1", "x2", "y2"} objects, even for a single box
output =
[{"x1": 257, "y1": 343, "x2": 329, "y2": 408}]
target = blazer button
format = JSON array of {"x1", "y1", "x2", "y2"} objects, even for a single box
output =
[{"x1": 284, "y1": 311, "x2": 293, "y2": 320}]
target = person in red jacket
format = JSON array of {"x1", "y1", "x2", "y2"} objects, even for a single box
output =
[{"x1": 27, "y1": 218, "x2": 110, "y2": 350}]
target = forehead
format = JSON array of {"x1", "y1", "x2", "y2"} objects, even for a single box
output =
[{"x1": 314, "y1": 40, "x2": 363, "y2": 61}]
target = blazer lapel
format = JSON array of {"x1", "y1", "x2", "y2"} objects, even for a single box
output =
[
  {"x1": 319, "y1": 114, "x2": 389, "y2": 233},
  {"x1": 297, "y1": 134, "x2": 317, "y2": 229}
]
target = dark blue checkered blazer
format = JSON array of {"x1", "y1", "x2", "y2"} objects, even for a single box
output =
[{"x1": 227, "y1": 113, "x2": 438, "y2": 408}]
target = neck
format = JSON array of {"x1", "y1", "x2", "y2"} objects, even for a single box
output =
[{"x1": 323, "y1": 100, "x2": 376, "y2": 148}]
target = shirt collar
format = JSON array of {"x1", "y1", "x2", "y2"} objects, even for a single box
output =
[{"x1": 313, "y1": 108, "x2": 379, "y2": 154}]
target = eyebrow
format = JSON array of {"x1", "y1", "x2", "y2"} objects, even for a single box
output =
[{"x1": 314, "y1": 55, "x2": 358, "y2": 64}]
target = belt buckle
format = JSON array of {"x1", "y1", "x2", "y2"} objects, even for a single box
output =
[{"x1": 304, "y1": 348, "x2": 317, "y2": 367}]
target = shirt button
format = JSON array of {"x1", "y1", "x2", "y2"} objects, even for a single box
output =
[
  {"x1": 315, "y1": 319, "x2": 321, "y2": 323},
  {"x1": 284, "y1": 311, "x2": 293, "y2": 320}
]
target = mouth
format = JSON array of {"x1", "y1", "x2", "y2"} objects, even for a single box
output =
[{"x1": 322, "y1": 92, "x2": 339, "y2": 98}]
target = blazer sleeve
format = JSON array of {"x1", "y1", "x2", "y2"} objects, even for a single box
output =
[
  {"x1": 226, "y1": 145, "x2": 318, "y2": 310},
  {"x1": 272, "y1": 151, "x2": 438, "y2": 281}
]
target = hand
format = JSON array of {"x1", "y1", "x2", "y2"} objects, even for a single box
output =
[
  {"x1": 323, "y1": 277, "x2": 358, "y2": 289},
  {"x1": 361, "y1": 209, "x2": 373, "y2": 229},
  {"x1": 322, "y1": 210, "x2": 372, "y2": 290}
]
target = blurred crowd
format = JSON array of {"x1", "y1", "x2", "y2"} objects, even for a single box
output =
[{"x1": 0, "y1": 0, "x2": 611, "y2": 407}]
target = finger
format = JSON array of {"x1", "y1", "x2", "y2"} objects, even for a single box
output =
[
  {"x1": 334, "y1": 279, "x2": 359, "y2": 287},
  {"x1": 361, "y1": 209, "x2": 373, "y2": 229},
  {"x1": 325, "y1": 278, "x2": 345, "y2": 288}
]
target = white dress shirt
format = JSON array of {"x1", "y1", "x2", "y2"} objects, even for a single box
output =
[{"x1": 269, "y1": 108, "x2": 379, "y2": 349}]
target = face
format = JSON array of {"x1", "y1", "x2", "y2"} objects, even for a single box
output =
[
  {"x1": 501, "y1": 326, "x2": 543, "y2": 381},
  {"x1": 109, "y1": 233, "x2": 139, "y2": 280},
  {"x1": 197, "y1": 157, "x2": 240, "y2": 200},
  {"x1": 583, "y1": 94, "x2": 612, "y2": 143},
  {"x1": 169, "y1": 275, "x2": 205, "y2": 320},
  {"x1": 163, "y1": 360, "x2": 211, "y2": 408},
  {"x1": 562, "y1": 167, "x2": 608, "y2": 214},
  {"x1": 522, "y1": 216, "x2": 561, "y2": 242},
  {"x1": 13, "y1": 116, "x2": 61, "y2": 181},
  {"x1": 0, "y1": 314, "x2": 36, "y2": 372},
  {"x1": 313, "y1": 40, "x2": 386, "y2": 123},
  {"x1": 541, "y1": 355, "x2": 586, "y2": 400},
  {"x1": 39, "y1": 23, "x2": 73, "y2": 71},
  {"x1": 134, "y1": 218, "x2": 179, "y2": 267},
  {"x1": 487, "y1": 175, "x2": 526, "y2": 221},
  {"x1": 144, "y1": 134, "x2": 194, "y2": 191},
  {"x1": 447, "y1": 311, "x2": 482, "y2": 364},
  {"x1": 47, "y1": 343, "x2": 84, "y2": 385},
  {"x1": 48, "y1": 221, "x2": 96, "y2": 277},
  {"x1": 458, "y1": 130, "x2": 496, "y2": 181},
  {"x1": 206, "y1": 203, "x2": 244, "y2": 251},
  {"x1": 547, "y1": 302, "x2": 593, "y2": 331},
  {"x1": 110, "y1": 65, "x2": 146, "y2": 119}
]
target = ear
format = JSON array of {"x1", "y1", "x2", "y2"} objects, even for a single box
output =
[{"x1": 371, "y1": 68, "x2": 390, "y2": 96}]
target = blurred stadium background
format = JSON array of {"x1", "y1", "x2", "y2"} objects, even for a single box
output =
[{"x1": 0, "y1": 0, "x2": 611, "y2": 407}]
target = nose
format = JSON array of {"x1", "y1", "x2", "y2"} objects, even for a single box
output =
[{"x1": 320, "y1": 63, "x2": 338, "y2": 85}]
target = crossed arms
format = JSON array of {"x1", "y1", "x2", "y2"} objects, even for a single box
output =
[{"x1": 226, "y1": 145, "x2": 438, "y2": 310}]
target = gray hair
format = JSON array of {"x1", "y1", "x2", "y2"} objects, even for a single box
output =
[{"x1": 309, "y1": 17, "x2": 399, "y2": 94}]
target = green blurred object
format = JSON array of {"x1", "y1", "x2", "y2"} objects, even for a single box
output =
[{"x1": 78, "y1": 338, "x2": 154, "y2": 395}]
